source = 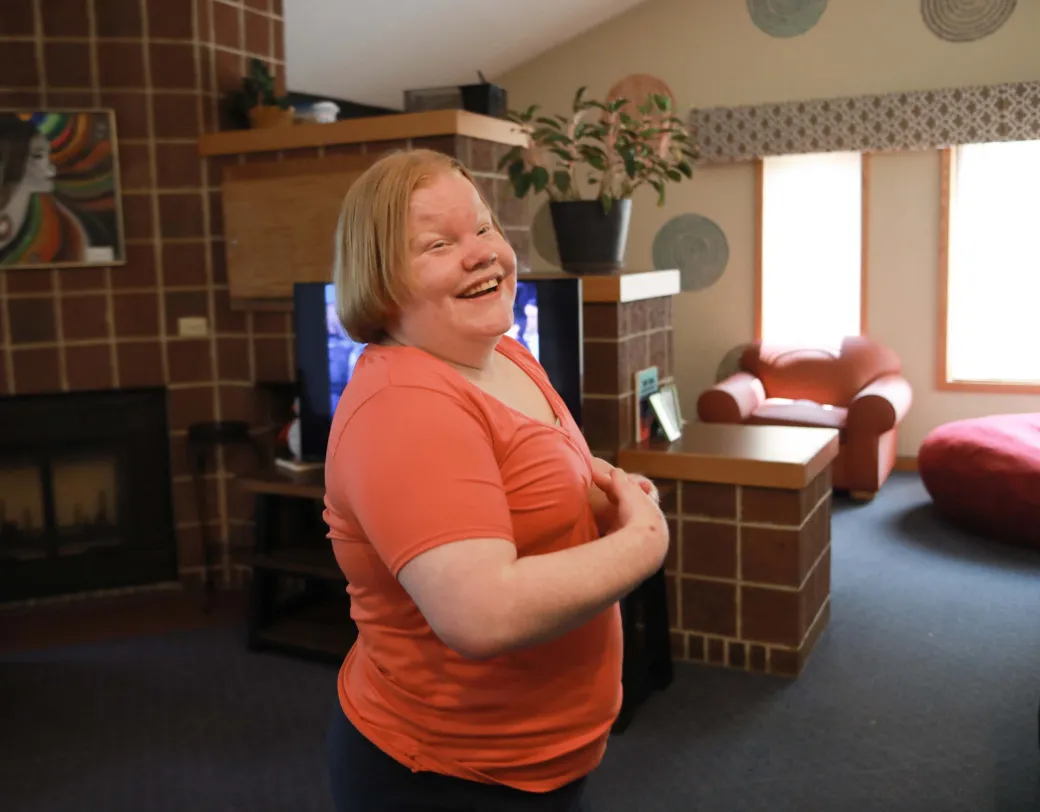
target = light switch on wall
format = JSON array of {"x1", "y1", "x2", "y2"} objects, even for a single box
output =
[{"x1": 177, "y1": 316, "x2": 209, "y2": 337}]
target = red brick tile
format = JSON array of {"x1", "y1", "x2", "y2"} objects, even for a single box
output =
[
  {"x1": 58, "y1": 267, "x2": 107, "y2": 293},
  {"x1": 0, "y1": 42, "x2": 39, "y2": 88},
  {"x1": 8, "y1": 297, "x2": 57, "y2": 344},
  {"x1": 147, "y1": 0, "x2": 195, "y2": 38},
  {"x1": 5, "y1": 269, "x2": 54, "y2": 294},
  {"x1": 119, "y1": 143, "x2": 152, "y2": 190},
  {"x1": 680, "y1": 577, "x2": 736, "y2": 637},
  {"x1": 166, "y1": 338, "x2": 213, "y2": 383},
  {"x1": 687, "y1": 634, "x2": 705, "y2": 662},
  {"x1": 116, "y1": 341, "x2": 164, "y2": 387},
  {"x1": 113, "y1": 292, "x2": 160, "y2": 337},
  {"x1": 728, "y1": 641, "x2": 747, "y2": 668},
  {"x1": 168, "y1": 385, "x2": 216, "y2": 430},
  {"x1": 681, "y1": 482, "x2": 737, "y2": 519},
  {"x1": 706, "y1": 637, "x2": 726, "y2": 664},
  {"x1": 670, "y1": 631, "x2": 686, "y2": 660},
  {"x1": 48, "y1": 90, "x2": 95, "y2": 108},
  {"x1": 741, "y1": 586, "x2": 800, "y2": 647},
  {"x1": 0, "y1": 1, "x2": 36, "y2": 34},
  {"x1": 213, "y1": 2, "x2": 241, "y2": 50},
  {"x1": 111, "y1": 243, "x2": 157, "y2": 289},
  {"x1": 682, "y1": 520, "x2": 737, "y2": 578},
  {"x1": 12, "y1": 347, "x2": 61, "y2": 393},
  {"x1": 65, "y1": 344, "x2": 114, "y2": 391},
  {"x1": 101, "y1": 91, "x2": 150, "y2": 138},
  {"x1": 196, "y1": 0, "x2": 212, "y2": 42},
  {"x1": 95, "y1": 0, "x2": 142, "y2": 37},
  {"x1": 172, "y1": 477, "x2": 221, "y2": 524},
  {"x1": 44, "y1": 42, "x2": 93, "y2": 88},
  {"x1": 214, "y1": 47, "x2": 243, "y2": 95},
  {"x1": 216, "y1": 336, "x2": 250, "y2": 380},
  {"x1": 218, "y1": 383, "x2": 261, "y2": 424},
  {"x1": 41, "y1": 0, "x2": 90, "y2": 36},
  {"x1": 164, "y1": 291, "x2": 209, "y2": 336},
  {"x1": 252, "y1": 336, "x2": 289, "y2": 382},
  {"x1": 0, "y1": 91, "x2": 44, "y2": 108},
  {"x1": 0, "y1": 351, "x2": 7, "y2": 395},
  {"x1": 273, "y1": 19, "x2": 284, "y2": 61},
  {"x1": 121, "y1": 193, "x2": 155, "y2": 240},
  {"x1": 251, "y1": 311, "x2": 288, "y2": 334},
  {"x1": 152, "y1": 93, "x2": 201, "y2": 138},
  {"x1": 244, "y1": 10, "x2": 270, "y2": 55},
  {"x1": 212, "y1": 288, "x2": 246, "y2": 333},
  {"x1": 149, "y1": 43, "x2": 197, "y2": 89},
  {"x1": 158, "y1": 193, "x2": 205, "y2": 239},
  {"x1": 61, "y1": 295, "x2": 111, "y2": 341},
  {"x1": 162, "y1": 241, "x2": 208, "y2": 287},
  {"x1": 97, "y1": 42, "x2": 145, "y2": 88},
  {"x1": 156, "y1": 143, "x2": 203, "y2": 189}
]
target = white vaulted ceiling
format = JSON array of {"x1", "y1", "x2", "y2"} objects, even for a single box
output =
[{"x1": 284, "y1": 0, "x2": 648, "y2": 110}]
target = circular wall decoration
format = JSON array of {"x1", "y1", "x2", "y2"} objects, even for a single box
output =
[
  {"x1": 921, "y1": 0, "x2": 1016, "y2": 42},
  {"x1": 532, "y1": 201, "x2": 560, "y2": 266},
  {"x1": 716, "y1": 343, "x2": 751, "y2": 382},
  {"x1": 652, "y1": 214, "x2": 729, "y2": 292},
  {"x1": 747, "y1": 0, "x2": 828, "y2": 38}
]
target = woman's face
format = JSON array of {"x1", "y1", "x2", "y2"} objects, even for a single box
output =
[
  {"x1": 394, "y1": 170, "x2": 517, "y2": 349},
  {"x1": 24, "y1": 133, "x2": 56, "y2": 194}
]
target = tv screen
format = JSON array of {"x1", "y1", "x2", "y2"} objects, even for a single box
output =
[{"x1": 293, "y1": 275, "x2": 583, "y2": 461}]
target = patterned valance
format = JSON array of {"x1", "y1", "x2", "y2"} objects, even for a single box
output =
[{"x1": 689, "y1": 79, "x2": 1040, "y2": 163}]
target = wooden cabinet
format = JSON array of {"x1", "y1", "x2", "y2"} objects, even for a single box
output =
[{"x1": 220, "y1": 153, "x2": 373, "y2": 302}]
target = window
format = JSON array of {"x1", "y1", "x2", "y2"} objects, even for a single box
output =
[
  {"x1": 941, "y1": 141, "x2": 1040, "y2": 391},
  {"x1": 757, "y1": 151, "x2": 866, "y2": 347}
]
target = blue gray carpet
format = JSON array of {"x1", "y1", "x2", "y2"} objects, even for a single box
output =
[{"x1": 3, "y1": 473, "x2": 1039, "y2": 811}]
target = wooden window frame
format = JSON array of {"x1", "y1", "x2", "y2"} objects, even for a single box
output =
[
  {"x1": 754, "y1": 153, "x2": 871, "y2": 342},
  {"x1": 936, "y1": 147, "x2": 1040, "y2": 394}
]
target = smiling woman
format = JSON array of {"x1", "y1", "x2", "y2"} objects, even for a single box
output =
[{"x1": 322, "y1": 149, "x2": 669, "y2": 811}]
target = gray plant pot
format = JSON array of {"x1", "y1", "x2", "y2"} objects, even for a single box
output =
[{"x1": 549, "y1": 199, "x2": 632, "y2": 275}]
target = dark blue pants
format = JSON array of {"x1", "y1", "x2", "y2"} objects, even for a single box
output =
[{"x1": 326, "y1": 707, "x2": 591, "y2": 812}]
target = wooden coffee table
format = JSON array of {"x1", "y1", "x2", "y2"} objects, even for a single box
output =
[{"x1": 617, "y1": 422, "x2": 839, "y2": 677}]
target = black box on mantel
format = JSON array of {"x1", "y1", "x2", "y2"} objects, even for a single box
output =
[{"x1": 404, "y1": 82, "x2": 508, "y2": 118}]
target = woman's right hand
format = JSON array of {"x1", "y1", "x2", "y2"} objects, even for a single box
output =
[{"x1": 602, "y1": 467, "x2": 670, "y2": 571}]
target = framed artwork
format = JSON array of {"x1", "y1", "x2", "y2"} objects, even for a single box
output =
[{"x1": 0, "y1": 109, "x2": 125, "y2": 269}]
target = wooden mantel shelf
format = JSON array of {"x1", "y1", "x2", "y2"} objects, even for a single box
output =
[{"x1": 197, "y1": 109, "x2": 527, "y2": 157}]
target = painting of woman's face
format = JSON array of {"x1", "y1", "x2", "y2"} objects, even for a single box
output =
[{"x1": 24, "y1": 133, "x2": 56, "y2": 194}]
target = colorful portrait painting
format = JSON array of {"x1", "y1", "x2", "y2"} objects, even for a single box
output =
[{"x1": 0, "y1": 110, "x2": 124, "y2": 269}]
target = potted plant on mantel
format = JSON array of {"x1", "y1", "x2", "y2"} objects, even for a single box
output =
[
  {"x1": 499, "y1": 86, "x2": 696, "y2": 274},
  {"x1": 237, "y1": 58, "x2": 294, "y2": 129}
]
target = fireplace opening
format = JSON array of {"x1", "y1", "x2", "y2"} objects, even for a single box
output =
[{"x1": 0, "y1": 388, "x2": 177, "y2": 603}]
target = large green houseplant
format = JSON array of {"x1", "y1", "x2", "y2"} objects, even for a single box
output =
[{"x1": 499, "y1": 86, "x2": 697, "y2": 273}]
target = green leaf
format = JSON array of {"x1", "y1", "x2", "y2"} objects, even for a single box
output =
[
  {"x1": 678, "y1": 161, "x2": 693, "y2": 178},
  {"x1": 653, "y1": 93, "x2": 670, "y2": 112},
  {"x1": 497, "y1": 145, "x2": 522, "y2": 171},
  {"x1": 508, "y1": 160, "x2": 525, "y2": 182},
  {"x1": 553, "y1": 170, "x2": 571, "y2": 194},
  {"x1": 514, "y1": 174, "x2": 533, "y2": 198},
  {"x1": 549, "y1": 146, "x2": 574, "y2": 161},
  {"x1": 666, "y1": 169, "x2": 682, "y2": 182},
  {"x1": 535, "y1": 116, "x2": 562, "y2": 129},
  {"x1": 599, "y1": 193, "x2": 613, "y2": 213},
  {"x1": 573, "y1": 86, "x2": 588, "y2": 110},
  {"x1": 531, "y1": 165, "x2": 550, "y2": 192}
]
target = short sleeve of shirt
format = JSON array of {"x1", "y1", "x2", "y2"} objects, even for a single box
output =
[{"x1": 328, "y1": 385, "x2": 515, "y2": 577}]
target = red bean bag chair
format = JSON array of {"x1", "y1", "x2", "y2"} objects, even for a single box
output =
[{"x1": 918, "y1": 413, "x2": 1040, "y2": 547}]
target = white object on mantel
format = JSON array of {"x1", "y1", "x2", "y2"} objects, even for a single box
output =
[{"x1": 296, "y1": 101, "x2": 340, "y2": 124}]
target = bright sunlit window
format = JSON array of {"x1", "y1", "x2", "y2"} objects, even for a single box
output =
[
  {"x1": 944, "y1": 140, "x2": 1040, "y2": 386},
  {"x1": 759, "y1": 151, "x2": 863, "y2": 347}
]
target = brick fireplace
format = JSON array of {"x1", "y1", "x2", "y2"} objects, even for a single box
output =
[{"x1": 0, "y1": 0, "x2": 289, "y2": 596}]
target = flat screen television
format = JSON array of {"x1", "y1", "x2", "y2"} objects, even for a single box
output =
[{"x1": 293, "y1": 275, "x2": 584, "y2": 461}]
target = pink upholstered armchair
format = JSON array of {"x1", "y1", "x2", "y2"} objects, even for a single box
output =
[{"x1": 697, "y1": 337, "x2": 913, "y2": 499}]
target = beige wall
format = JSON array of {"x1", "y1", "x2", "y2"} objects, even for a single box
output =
[{"x1": 496, "y1": 0, "x2": 1040, "y2": 454}]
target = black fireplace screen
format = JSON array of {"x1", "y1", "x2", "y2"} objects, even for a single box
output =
[{"x1": 0, "y1": 388, "x2": 176, "y2": 602}]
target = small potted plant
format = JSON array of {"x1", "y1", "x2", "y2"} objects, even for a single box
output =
[
  {"x1": 237, "y1": 58, "x2": 293, "y2": 129},
  {"x1": 500, "y1": 87, "x2": 697, "y2": 274}
]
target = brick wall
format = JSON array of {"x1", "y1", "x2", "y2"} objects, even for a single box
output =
[{"x1": 0, "y1": 0, "x2": 286, "y2": 591}]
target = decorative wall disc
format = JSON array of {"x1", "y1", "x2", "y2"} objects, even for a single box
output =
[
  {"x1": 716, "y1": 343, "x2": 751, "y2": 382},
  {"x1": 921, "y1": 0, "x2": 1017, "y2": 42},
  {"x1": 652, "y1": 214, "x2": 729, "y2": 292},
  {"x1": 747, "y1": 0, "x2": 828, "y2": 38}
]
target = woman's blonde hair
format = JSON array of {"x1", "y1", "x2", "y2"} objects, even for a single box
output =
[{"x1": 332, "y1": 148, "x2": 503, "y2": 344}]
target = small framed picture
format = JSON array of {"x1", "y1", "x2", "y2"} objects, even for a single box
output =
[
  {"x1": 659, "y1": 383, "x2": 684, "y2": 427},
  {"x1": 649, "y1": 389, "x2": 682, "y2": 442}
]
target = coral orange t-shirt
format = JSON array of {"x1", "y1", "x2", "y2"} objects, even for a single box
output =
[{"x1": 323, "y1": 336, "x2": 623, "y2": 793}]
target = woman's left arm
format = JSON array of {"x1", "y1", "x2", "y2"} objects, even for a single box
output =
[{"x1": 588, "y1": 457, "x2": 658, "y2": 535}]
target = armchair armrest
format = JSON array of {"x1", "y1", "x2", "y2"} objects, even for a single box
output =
[
  {"x1": 847, "y1": 374, "x2": 913, "y2": 434},
  {"x1": 697, "y1": 372, "x2": 766, "y2": 424}
]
